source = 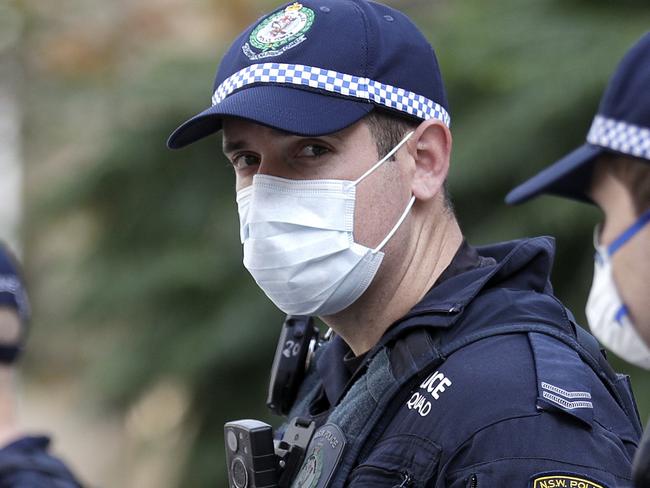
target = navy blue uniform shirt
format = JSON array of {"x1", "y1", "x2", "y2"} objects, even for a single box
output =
[
  {"x1": 315, "y1": 240, "x2": 484, "y2": 416},
  {"x1": 297, "y1": 237, "x2": 640, "y2": 487}
]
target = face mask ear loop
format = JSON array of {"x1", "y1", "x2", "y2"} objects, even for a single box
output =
[
  {"x1": 353, "y1": 131, "x2": 414, "y2": 186},
  {"x1": 607, "y1": 207, "x2": 650, "y2": 256},
  {"x1": 372, "y1": 195, "x2": 416, "y2": 254}
]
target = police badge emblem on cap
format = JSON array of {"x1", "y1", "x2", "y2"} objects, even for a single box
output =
[{"x1": 243, "y1": 2, "x2": 315, "y2": 61}]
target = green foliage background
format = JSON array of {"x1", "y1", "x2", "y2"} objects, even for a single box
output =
[{"x1": 16, "y1": 0, "x2": 650, "y2": 485}]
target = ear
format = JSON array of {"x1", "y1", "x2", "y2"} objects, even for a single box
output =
[{"x1": 407, "y1": 119, "x2": 452, "y2": 201}]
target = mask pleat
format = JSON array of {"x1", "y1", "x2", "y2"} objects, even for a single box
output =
[
  {"x1": 249, "y1": 188, "x2": 354, "y2": 232},
  {"x1": 270, "y1": 251, "x2": 384, "y2": 316},
  {"x1": 244, "y1": 230, "x2": 353, "y2": 269}
]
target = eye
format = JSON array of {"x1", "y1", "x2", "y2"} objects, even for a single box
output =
[
  {"x1": 231, "y1": 153, "x2": 260, "y2": 170},
  {"x1": 296, "y1": 144, "x2": 331, "y2": 158}
]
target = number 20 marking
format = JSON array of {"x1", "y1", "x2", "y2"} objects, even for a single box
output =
[{"x1": 283, "y1": 340, "x2": 300, "y2": 358}]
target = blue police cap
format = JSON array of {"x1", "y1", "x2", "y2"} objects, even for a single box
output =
[
  {"x1": 0, "y1": 243, "x2": 29, "y2": 322},
  {"x1": 167, "y1": 0, "x2": 450, "y2": 149},
  {"x1": 506, "y1": 32, "x2": 650, "y2": 205},
  {"x1": 0, "y1": 243, "x2": 29, "y2": 363}
]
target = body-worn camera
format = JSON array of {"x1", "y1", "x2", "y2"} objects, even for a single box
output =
[
  {"x1": 267, "y1": 316, "x2": 321, "y2": 416},
  {"x1": 225, "y1": 418, "x2": 316, "y2": 488},
  {"x1": 225, "y1": 420, "x2": 277, "y2": 488},
  {"x1": 225, "y1": 315, "x2": 326, "y2": 487}
]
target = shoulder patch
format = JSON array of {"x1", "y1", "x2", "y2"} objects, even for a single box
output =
[
  {"x1": 529, "y1": 472, "x2": 609, "y2": 488},
  {"x1": 292, "y1": 423, "x2": 346, "y2": 488},
  {"x1": 528, "y1": 332, "x2": 594, "y2": 427}
]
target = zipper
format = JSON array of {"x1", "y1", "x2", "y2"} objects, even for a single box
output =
[
  {"x1": 467, "y1": 474, "x2": 478, "y2": 488},
  {"x1": 393, "y1": 472, "x2": 412, "y2": 487},
  {"x1": 350, "y1": 465, "x2": 414, "y2": 486}
]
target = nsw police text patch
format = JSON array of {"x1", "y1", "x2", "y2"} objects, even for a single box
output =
[{"x1": 529, "y1": 472, "x2": 609, "y2": 488}]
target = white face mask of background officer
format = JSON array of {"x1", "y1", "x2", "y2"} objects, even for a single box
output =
[
  {"x1": 586, "y1": 209, "x2": 650, "y2": 369},
  {"x1": 236, "y1": 132, "x2": 415, "y2": 317}
]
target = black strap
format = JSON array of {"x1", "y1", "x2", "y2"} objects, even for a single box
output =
[{"x1": 359, "y1": 329, "x2": 443, "y2": 461}]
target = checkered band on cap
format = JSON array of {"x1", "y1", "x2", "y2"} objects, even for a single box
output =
[
  {"x1": 587, "y1": 115, "x2": 650, "y2": 160},
  {"x1": 0, "y1": 275, "x2": 29, "y2": 321},
  {"x1": 212, "y1": 63, "x2": 451, "y2": 127}
]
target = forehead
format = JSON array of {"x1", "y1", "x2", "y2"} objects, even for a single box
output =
[{"x1": 0, "y1": 306, "x2": 21, "y2": 342}]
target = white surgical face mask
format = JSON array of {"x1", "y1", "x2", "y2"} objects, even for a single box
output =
[
  {"x1": 236, "y1": 132, "x2": 415, "y2": 316},
  {"x1": 586, "y1": 209, "x2": 650, "y2": 369}
]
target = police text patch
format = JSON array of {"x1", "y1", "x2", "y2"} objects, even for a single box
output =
[{"x1": 529, "y1": 472, "x2": 609, "y2": 488}]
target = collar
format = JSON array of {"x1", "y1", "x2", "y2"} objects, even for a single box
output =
[
  {"x1": 316, "y1": 335, "x2": 352, "y2": 410},
  {"x1": 433, "y1": 240, "x2": 483, "y2": 286},
  {"x1": 379, "y1": 236, "x2": 556, "y2": 345},
  {"x1": 316, "y1": 240, "x2": 480, "y2": 408}
]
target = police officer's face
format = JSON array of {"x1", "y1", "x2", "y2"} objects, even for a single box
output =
[
  {"x1": 0, "y1": 307, "x2": 21, "y2": 345},
  {"x1": 221, "y1": 117, "x2": 414, "y2": 253},
  {"x1": 590, "y1": 157, "x2": 650, "y2": 346}
]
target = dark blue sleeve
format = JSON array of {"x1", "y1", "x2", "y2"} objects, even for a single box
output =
[{"x1": 633, "y1": 423, "x2": 650, "y2": 488}]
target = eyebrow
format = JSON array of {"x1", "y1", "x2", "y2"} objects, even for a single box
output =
[
  {"x1": 222, "y1": 139, "x2": 247, "y2": 154},
  {"x1": 222, "y1": 131, "x2": 291, "y2": 155},
  {"x1": 222, "y1": 130, "x2": 344, "y2": 155}
]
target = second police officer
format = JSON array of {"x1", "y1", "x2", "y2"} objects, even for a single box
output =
[
  {"x1": 507, "y1": 32, "x2": 650, "y2": 488},
  {"x1": 0, "y1": 244, "x2": 84, "y2": 487}
]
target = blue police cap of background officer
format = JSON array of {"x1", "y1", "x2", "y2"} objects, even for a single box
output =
[
  {"x1": 0, "y1": 243, "x2": 30, "y2": 363},
  {"x1": 167, "y1": 0, "x2": 450, "y2": 148},
  {"x1": 0, "y1": 244, "x2": 29, "y2": 322},
  {"x1": 506, "y1": 32, "x2": 650, "y2": 204}
]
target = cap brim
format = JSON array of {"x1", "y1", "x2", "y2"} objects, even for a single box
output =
[
  {"x1": 505, "y1": 144, "x2": 604, "y2": 205},
  {"x1": 167, "y1": 85, "x2": 374, "y2": 149}
]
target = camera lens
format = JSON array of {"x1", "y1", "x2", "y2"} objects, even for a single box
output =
[
  {"x1": 231, "y1": 457, "x2": 248, "y2": 488},
  {"x1": 227, "y1": 430, "x2": 238, "y2": 452}
]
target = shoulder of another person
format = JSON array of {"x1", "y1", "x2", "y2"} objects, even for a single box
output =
[
  {"x1": 0, "y1": 438, "x2": 83, "y2": 487},
  {"x1": 633, "y1": 424, "x2": 650, "y2": 487}
]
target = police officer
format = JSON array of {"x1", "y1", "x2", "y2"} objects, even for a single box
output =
[
  {"x1": 506, "y1": 32, "x2": 650, "y2": 488},
  {"x1": 0, "y1": 244, "x2": 84, "y2": 487},
  {"x1": 169, "y1": 1, "x2": 642, "y2": 486}
]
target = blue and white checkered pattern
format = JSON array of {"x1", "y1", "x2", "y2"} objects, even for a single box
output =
[
  {"x1": 0, "y1": 275, "x2": 29, "y2": 321},
  {"x1": 587, "y1": 115, "x2": 650, "y2": 160},
  {"x1": 212, "y1": 63, "x2": 451, "y2": 127}
]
